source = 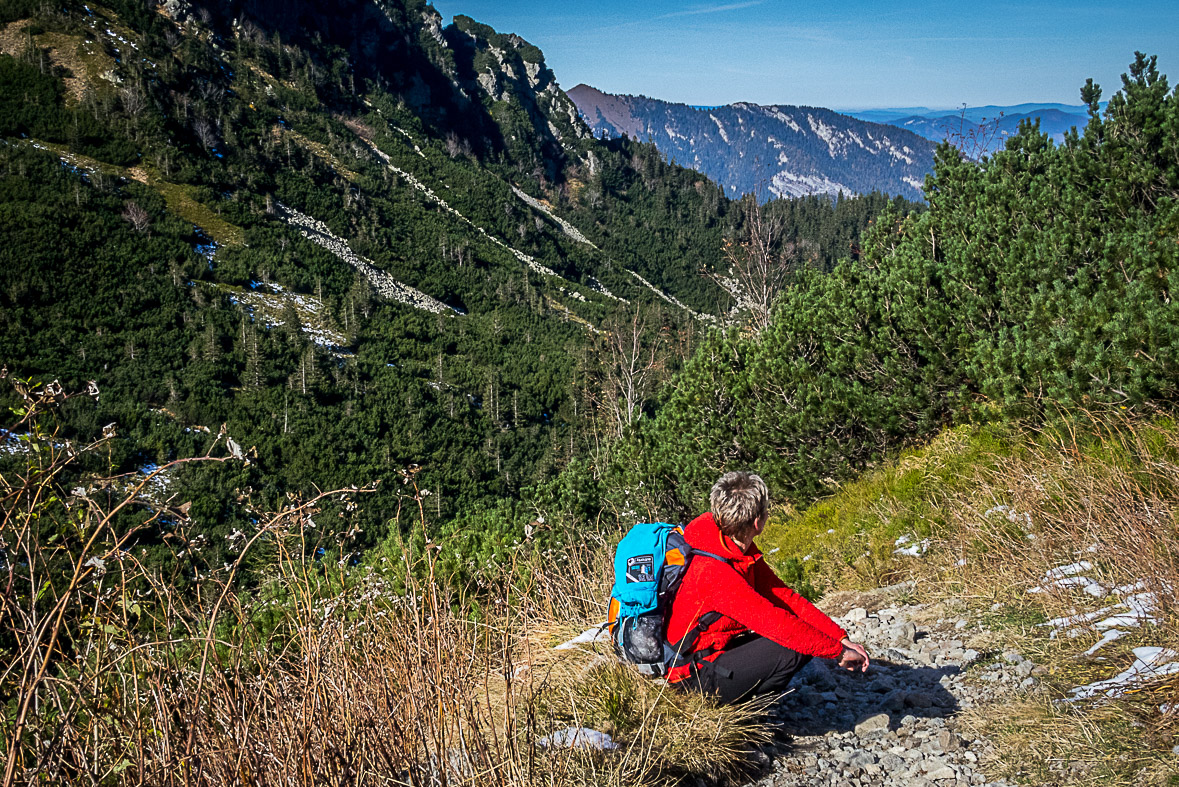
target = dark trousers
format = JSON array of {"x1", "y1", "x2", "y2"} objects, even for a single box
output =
[{"x1": 674, "y1": 635, "x2": 812, "y2": 704}]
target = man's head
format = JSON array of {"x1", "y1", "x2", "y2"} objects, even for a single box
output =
[{"x1": 710, "y1": 471, "x2": 769, "y2": 542}]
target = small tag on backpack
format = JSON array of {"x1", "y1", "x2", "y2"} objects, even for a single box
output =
[{"x1": 625, "y1": 554, "x2": 655, "y2": 583}]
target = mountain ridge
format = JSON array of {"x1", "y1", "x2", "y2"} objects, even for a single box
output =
[
  {"x1": 845, "y1": 102, "x2": 1106, "y2": 155},
  {"x1": 568, "y1": 84, "x2": 937, "y2": 201}
]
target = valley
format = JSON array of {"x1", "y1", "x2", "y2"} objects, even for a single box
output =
[{"x1": 1, "y1": 0, "x2": 1177, "y2": 784}]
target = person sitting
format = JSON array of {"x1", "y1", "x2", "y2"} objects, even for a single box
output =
[{"x1": 667, "y1": 471, "x2": 870, "y2": 703}]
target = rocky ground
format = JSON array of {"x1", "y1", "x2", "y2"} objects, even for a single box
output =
[{"x1": 741, "y1": 583, "x2": 1042, "y2": 787}]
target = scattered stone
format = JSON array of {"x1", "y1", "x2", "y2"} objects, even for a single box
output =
[
  {"x1": 926, "y1": 763, "x2": 958, "y2": 780},
  {"x1": 855, "y1": 713, "x2": 892, "y2": 735},
  {"x1": 892, "y1": 622, "x2": 918, "y2": 645},
  {"x1": 848, "y1": 750, "x2": 877, "y2": 769},
  {"x1": 748, "y1": 588, "x2": 1023, "y2": 787}
]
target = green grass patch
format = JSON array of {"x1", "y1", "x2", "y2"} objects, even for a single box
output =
[
  {"x1": 760, "y1": 422, "x2": 1022, "y2": 596},
  {"x1": 152, "y1": 178, "x2": 246, "y2": 246}
]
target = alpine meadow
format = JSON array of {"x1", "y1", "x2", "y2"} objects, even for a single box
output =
[{"x1": 2, "y1": 0, "x2": 1179, "y2": 785}]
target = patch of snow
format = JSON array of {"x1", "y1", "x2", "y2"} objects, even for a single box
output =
[
  {"x1": 709, "y1": 114, "x2": 730, "y2": 144},
  {"x1": 1068, "y1": 647, "x2": 1179, "y2": 701},
  {"x1": 511, "y1": 186, "x2": 600, "y2": 251},
  {"x1": 768, "y1": 108, "x2": 802, "y2": 134},
  {"x1": 886, "y1": 141, "x2": 915, "y2": 165},
  {"x1": 360, "y1": 139, "x2": 558, "y2": 279},
  {"x1": 894, "y1": 542, "x2": 929, "y2": 557},
  {"x1": 558, "y1": 286, "x2": 587, "y2": 303},
  {"x1": 277, "y1": 203, "x2": 456, "y2": 316},
  {"x1": 1082, "y1": 629, "x2": 1126, "y2": 657},
  {"x1": 1081, "y1": 582, "x2": 1107, "y2": 598},
  {"x1": 1045, "y1": 561, "x2": 1093, "y2": 579},
  {"x1": 806, "y1": 114, "x2": 845, "y2": 158},
  {"x1": 1040, "y1": 590, "x2": 1159, "y2": 639},
  {"x1": 537, "y1": 727, "x2": 618, "y2": 751},
  {"x1": 625, "y1": 270, "x2": 715, "y2": 323},
  {"x1": 769, "y1": 170, "x2": 851, "y2": 199},
  {"x1": 1041, "y1": 605, "x2": 1122, "y2": 631},
  {"x1": 554, "y1": 624, "x2": 609, "y2": 651},
  {"x1": 586, "y1": 276, "x2": 626, "y2": 303}
]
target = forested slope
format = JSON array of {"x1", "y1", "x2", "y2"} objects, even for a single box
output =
[
  {"x1": 0, "y1": 0, "x2": 910, "y2": 574},
  {"x1": 591, "y1": 53, "x2": 1179, "y2": 522}
]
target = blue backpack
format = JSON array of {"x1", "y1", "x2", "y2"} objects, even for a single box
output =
[{"x1": 607, "y1": 522, "x2": 728, "y2": 675}]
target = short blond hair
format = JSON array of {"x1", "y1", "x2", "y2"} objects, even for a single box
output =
[{"x1": 710, "y1": 471, "x2": 768, "y2": 540}]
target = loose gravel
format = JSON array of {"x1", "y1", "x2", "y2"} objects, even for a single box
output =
[{"x1": 739, "y1": 584, "x2": 1042, "y2": 787}]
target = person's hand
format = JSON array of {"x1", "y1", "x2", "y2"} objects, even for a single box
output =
[{"x1": 838, "y1": 638, "x2": 870, "y2": 672}]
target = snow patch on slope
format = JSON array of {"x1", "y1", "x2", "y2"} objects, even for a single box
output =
[
  {"x1": 770, "y1": 171, "x2": 850, "y2": 199},
  {"x1": 360, "y1": 138, "x2": 559, "y2": 278},
  {"x1": 768, "y1": 108, "x2": 801, "y2": 134},
  {"x1": 1069, "y1": 647, "x2": 1179, "y2": 701},
  {"x1": 709, "y1": 114, "x2": 730, "y2": 144},
  {"x1": 278, "y1": 203, "x2": 456, "y2": 315},
  {"x1": 807, "y1": 114, "x2": 844, "y2": 157},
  {"x1": 228, "y1": 280, "x2": 351, "y2": 349},
  {"x1": 888, "y1": 143, "x2": 915, "y2": 166},
  {"x1": 510, "y1": 186, "x2": 598, "y2": 250},
  {"x1": 626, "y1": 270, "x2": 715, "y2": 323}
]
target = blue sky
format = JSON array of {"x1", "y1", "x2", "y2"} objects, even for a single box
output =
[{"x1": 428, "y1": 0, "x2": 1178, "y2": 109}]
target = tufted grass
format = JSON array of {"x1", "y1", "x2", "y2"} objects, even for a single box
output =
[
  {"x1": 0, "y1": 380, "x2": 768, "y2": 785},
  {"x1": 758, "y1": 422, "x2": 1021, "y2": 597},
  {"x1": 759, "y1": 409, "x2": 1179, "y2": 785}
]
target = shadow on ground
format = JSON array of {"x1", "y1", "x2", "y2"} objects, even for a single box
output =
[{"x1": 769, "y1": 657, "x2": 961, "y2": 737}]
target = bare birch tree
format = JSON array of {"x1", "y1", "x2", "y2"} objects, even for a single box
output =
[
  {"x1": 193, "y1": 116, "x2": 219, "y2": 151},
  {"x1": 121, "y1": 200, "x2": 150, "y2": 233},
  {"x1": 599, "y1": 310, "x2": 664, "y2": 438},
  {"x1": 710, "y1": 195, "x2": 794, "y2": 333}
]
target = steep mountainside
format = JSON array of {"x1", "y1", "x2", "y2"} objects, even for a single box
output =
[
  {"x1": 0, "y1": 0, "x2": 917, "y2": 571},
  {"x1": 0, "y1": 0, "x2": 743, "y2": 560},
  {"x1": 568, "y1": 84, "x2": 936, "y2": 201}
]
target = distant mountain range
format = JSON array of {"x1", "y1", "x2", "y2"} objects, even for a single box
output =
[
  {"x1": 845, "y1": 103, "x2": 1100, "y2": 155},
  {"x1": 568, "y1": 85, "x2": 937, "y2": 201}
]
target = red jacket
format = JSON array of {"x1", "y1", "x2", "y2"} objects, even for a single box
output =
[{"x1": 666, "y1": 512, "x2": 847, "y2": 683}]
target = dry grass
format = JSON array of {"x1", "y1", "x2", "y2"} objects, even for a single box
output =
[
  {"x1": 912, "y1": 413, "x2": 1179, "y2": 785},
  {"x1": 0, "y1": 379, "x2": 768, "y2": 786},
  {"x1": 150, "y1": 177, "x2": 247, "y2": 246},
  {"x1": 960, "y1": 696, "x2": 1176, "y2": 787},
  {"x1": 272, "y1": 124, "x2": 361, "y2": 183},
  {"x1": 759, "y1": 423, "x2": 1007, "y2": 594},
  {"x1": 0, "y1": 19, "x2": 121, "y2": 104},
  {"x1": 761, "y1": 412, "x2": 1179, "y2": 784},
  {"x1": 930, "y1": 413, "x2": 1179, "y2": 643}
]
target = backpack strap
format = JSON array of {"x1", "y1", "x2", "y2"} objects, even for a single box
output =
[
  {"x1": 663, "y1": 549, "x2": 731, "y2": 669},
  {"x1": 665, "y1": 611, "x2": 723, "y2": 669}
]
